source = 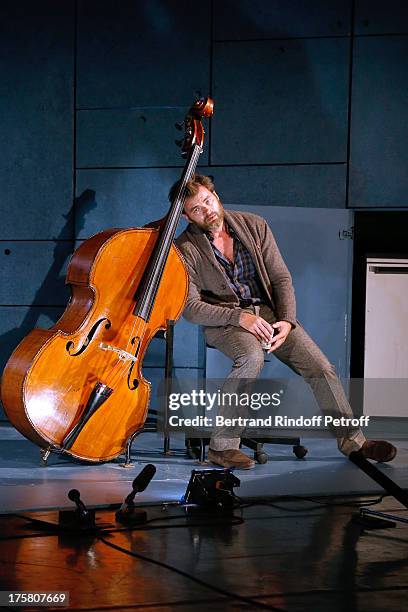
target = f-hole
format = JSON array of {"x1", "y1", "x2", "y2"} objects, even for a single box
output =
[
  {"x1": 66, "y1": 318, "x2": 111, "y2": 356},
  {"x1": 127, "y1": 336, "x2": 141, "y2": 390}
]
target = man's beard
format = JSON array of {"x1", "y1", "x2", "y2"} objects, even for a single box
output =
[{"x1": 200, "y1": 202, "x2": 224, "y2": 232}]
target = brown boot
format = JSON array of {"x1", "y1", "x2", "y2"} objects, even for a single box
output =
[
  {"x1": 360, "y1": 440, "x2": 397, "y2": 463},
  {"x1": 208, "y1": 448, "x2": 256, "y2": 469}
]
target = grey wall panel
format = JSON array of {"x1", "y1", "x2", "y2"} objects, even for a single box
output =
[
  {"x1": 349, "y1": 37, "x2": 408, "y2": 207},
  {"x1": 0, "y1": 306, "x2": 64, "y2": 420},
  {"x1": 214, "y1": 0, "x2": 351, "y2": 40},
  {"x1": 355, "y1": 0, "x2": 408, "y2": 35},
  {"x1": 76, "y1": 168, "x2": 190, "y2": 237},
  {"x1": 213, "y1": 38, "x2": 349, "y2": 164},
  {"x1": 209, "y1": 165, "x2": 347, "y2": 208},
  {"x1": 77, "y1": 108, "x2": 209, "y2": 168},
  {"x1": 77, "y1": 0, "x2": 210, "y2": 108},
  {"x1": 0, "y1": 242, "x2": 72, "y2": 305},
  {"x1": 0, "y1": 1, "x2": 74, "y2": 240},
  {"x1": 76, "y1": 166, "x2": 345, "y2": 227}
]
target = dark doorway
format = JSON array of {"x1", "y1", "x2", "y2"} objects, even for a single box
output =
[{"x1": 350, "y1": 211, "x2": 408, "y2": 378}]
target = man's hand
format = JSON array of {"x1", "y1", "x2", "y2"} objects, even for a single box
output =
[
  {"x1": 267, "y1": 321, "x2": 293, "y2": 353},
  {"x1": 238, "y1": 312, "x2": 274, "y2": 343}
]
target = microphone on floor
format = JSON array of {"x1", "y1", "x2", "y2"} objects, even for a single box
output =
[
  {"x1": 115, "y1": 463, "x2": 156, "y2": 525},
  {"x1": 68, "y1": 489, "x2": 90, "y2": 518},
  {"x1": 58, "y1": 488, "x2": 96, "y2": 532}
]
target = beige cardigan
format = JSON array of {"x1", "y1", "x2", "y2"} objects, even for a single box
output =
[{"x1": 175, "y1": 210, "x2": 297, "y2": 328}]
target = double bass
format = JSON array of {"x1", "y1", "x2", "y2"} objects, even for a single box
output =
[{"x1": 1, "y1": 97, "x2": 213, "y2": 462}]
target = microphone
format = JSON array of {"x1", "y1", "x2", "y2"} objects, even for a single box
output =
[
  {"x1": 58, "y1": 488, "x2": 96, "y2": 531},
  {"x1": 68, "y1": 489, "x2": 89, "y2": 518},
  {"x1": 116, "y1": 464, "x2": 156, "y2": 525},
  {"x1": 125, "y1": 464, "x2": 157, "y2": 503}
]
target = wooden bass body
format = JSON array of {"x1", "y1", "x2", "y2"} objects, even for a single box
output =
[{"x1": 1, "y1": 227, "x2": 188, "y2": 462}]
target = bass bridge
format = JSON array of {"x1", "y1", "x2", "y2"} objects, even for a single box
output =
[{"x1": 99, "y1": 342, "x2": 138, "y2": 362}]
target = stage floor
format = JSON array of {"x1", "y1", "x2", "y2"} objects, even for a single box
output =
[
  {"x1": 1, "y1": 425, "x2": 408, "y2": 514},
  {"x1": 1, "y1": 494, "x2": 408, "y2": 611},
  {"x1": 1, "y1": 425, "x2": 408, "y2": 611}
]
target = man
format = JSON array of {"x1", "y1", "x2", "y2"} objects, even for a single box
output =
[{"x1": 172, "y1": 174, "x2": 397, "y2": 469}]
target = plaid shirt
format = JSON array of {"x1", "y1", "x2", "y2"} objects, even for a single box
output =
[{"x1": 207, "y1": 225, "x2": 265, "y2": 306}]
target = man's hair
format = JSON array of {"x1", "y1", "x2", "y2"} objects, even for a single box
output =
[{"x1": 168, "y1": 174, "x2": 215, "y2": 203}]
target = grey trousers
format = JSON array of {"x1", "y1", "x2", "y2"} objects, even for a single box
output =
[{"x1": 205, "y1": 305, "x2": 366, "y2": 456}]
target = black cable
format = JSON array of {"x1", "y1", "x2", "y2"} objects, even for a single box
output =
[
  {"x1": 0, "y1": 513, "x2": 244, "y2": 542},
  {"x1": 238, "y1": 493, "x2": 388, "y2": 512},
  {"x1": 2, "y1": 492, "x2": 392, "y2": 543},
  {"x1": 11, "y1": 510, "x2": 244, "y2": 529},
  {"x1": 296, "y1": 494, "x2": 388, "y2": 508},
  {"x1": 3, "y1": 497, "x2": 401, "y2": 543},
  {"x1": 7, "y1": 493, "x2": 388, "y2": 539},
  {"x1": 97, "y1": 534, "x2": 285, "y2": 612},
  {"x1": 109, "y1": 514, "x2": 244, "y2": 533}
]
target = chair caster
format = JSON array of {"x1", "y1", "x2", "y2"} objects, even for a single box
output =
[
  {"x1": 255, "y1": 451, "x2": 268, "y2": 464},
  {"x1": 293, "y1": 445, "x2": 308, "y2": 459}
]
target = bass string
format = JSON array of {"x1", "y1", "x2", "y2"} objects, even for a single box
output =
[
  {"x1": 120, "y1": 219, "x2": 174, "y2": 359},
  {"x1": 103, "y1": 317, "x2": 147, "y2": 390},
  {"x1": 109, "y1": 250, "x2": 170, "y2": 386},
  {"x1": 100, "y1": 263, "x2": 167, "y2": 390},
  {"x1": 115, "y1": 318, "x2": 148, "y2": 387}
]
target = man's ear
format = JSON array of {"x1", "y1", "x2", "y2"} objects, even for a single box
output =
[{"x1": 182, "y1": 212, "x2": 189, "y2": 221}]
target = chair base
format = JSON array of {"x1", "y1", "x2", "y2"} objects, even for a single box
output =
[{"x1": 185, "y1": 436, "x2": 308, "y2": 463}]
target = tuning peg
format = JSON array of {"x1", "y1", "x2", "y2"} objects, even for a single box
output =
[
  {"x1": 175, "y1": 122, "x2": 184, "y2": 131},
  {"x1": 174, "y1": 139, "x2": 183, "y2": 147}
]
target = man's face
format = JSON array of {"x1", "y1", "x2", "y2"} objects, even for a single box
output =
[{"x1": 183, "y1": 185, "x2": 224, "y2": 232}]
